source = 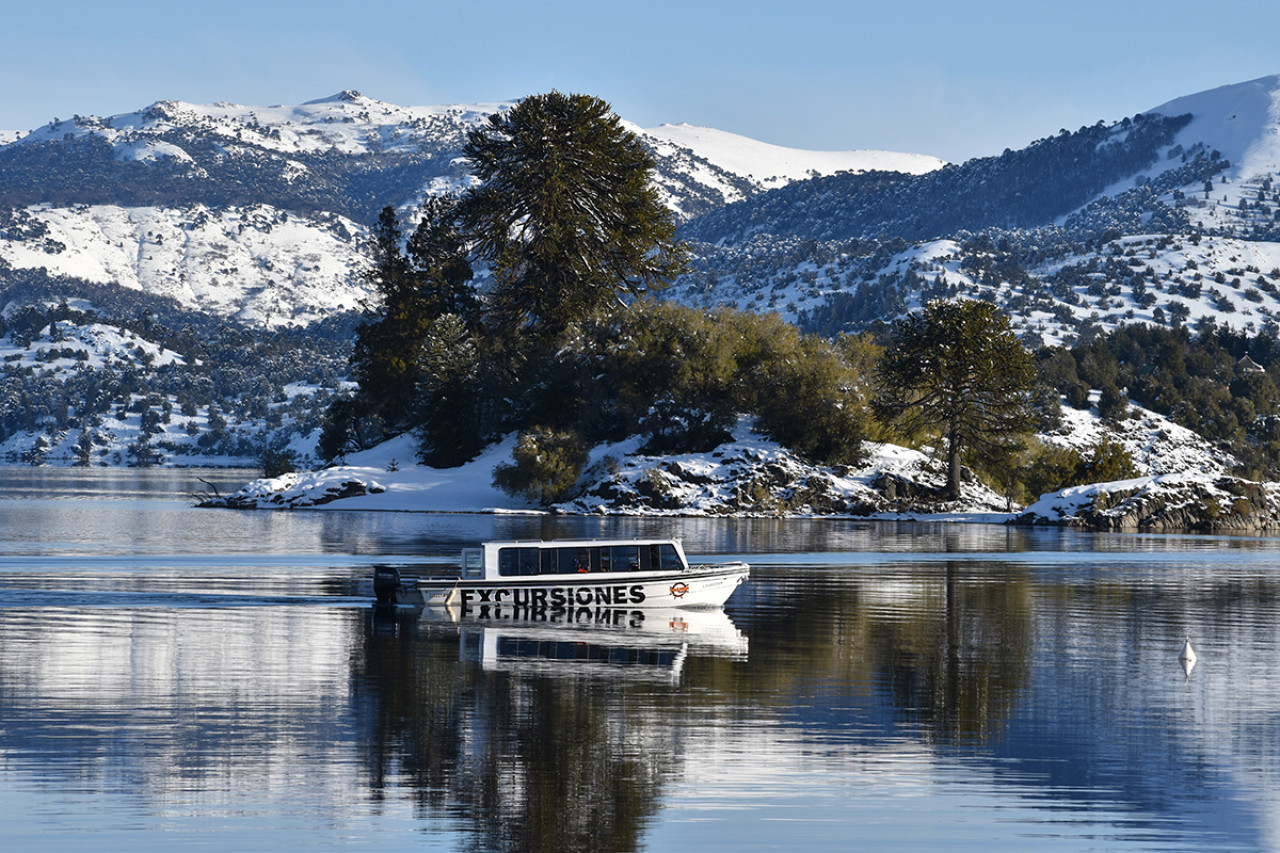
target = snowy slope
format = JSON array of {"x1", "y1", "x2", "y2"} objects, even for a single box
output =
[
  {"x1": 643, "y1": 123, "x2": 945, "y2": 189},
  {"x1": 2, "y1": 204, "x2": 370, "y2": 326},
  {"x1": 1149, "y1": 74, "x2": 1280, "y2": 182},
  {"x1": 0, "y1": 92, "x2": 945, "y2": 323}
]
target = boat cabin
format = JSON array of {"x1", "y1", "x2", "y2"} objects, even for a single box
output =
[{"x1": 462, "y1": 539, "x2": 688, "y2": 580}]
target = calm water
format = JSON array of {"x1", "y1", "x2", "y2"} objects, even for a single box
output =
[{"x1": 2, "y1": 469, "x2": 1279, "y2": 852}]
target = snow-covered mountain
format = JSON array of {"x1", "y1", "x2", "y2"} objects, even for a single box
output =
[
  {"x1": 0, "y1": 91, "x2": 941, "y2": 326},
  {"x1": 1149, "y1": 75, "x2": 1280, "y2": 183},
  {"x1": 642, "y1": 122, "x2": 944, "y2": 190},
  {"x1": 6, "y1": 77, "x2": 1280, "y2": 339},
  {"x1": 672, "y1": 74, "x2": 1280, "y2": 346},
  {"x1": 6, "y1": 76, "x2": 1280, "y2": 480}
]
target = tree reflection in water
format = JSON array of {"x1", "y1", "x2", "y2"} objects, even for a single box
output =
[
  {"x1": 357, "y1": 608, "x2": 703, "y2": 853},
  {"x1": 354, "y1": 559, "x2": 1034, "y2": 851}
]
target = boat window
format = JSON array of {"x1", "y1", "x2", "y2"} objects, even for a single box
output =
[
  {"x1": 658, "y1": 543, "x2": 684, "y2": 571},
  {"x1": 562, "y1": 548, "x2": 593, "y2": 573},
  {"x1": 498, "y1": 547, "x2": 540, "y2": 577},
  {"x1": 462, "y1": 548, "x2": 485, "y2": 578},
  {"x1": 606, "y1": 546, "x2": 640, "y2": 571},
  {"x1": 525, "y1": 548, "x2": 589, "y2": 575},
  {"x1": 499, "y1": 543, "x2": 680, "y2": 576}
]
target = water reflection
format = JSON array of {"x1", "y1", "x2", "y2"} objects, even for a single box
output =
[
  {"x1": 391, "y1": 604, "x2": 750, "y2": 680},
  {"x1": 3, "y1": 470, "x2": 1280, "y2": 850},
  {"x1": 353, "y1": 604, "x2": 750, "y2": 853}
]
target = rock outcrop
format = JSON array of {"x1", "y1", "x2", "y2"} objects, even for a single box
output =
[
  {"x1": 562, "y1": 440, "x2": 1008, "y2": 517},
  {"x1": 1015, "y1": 474, "x2": 1280, "y2": 533},
  {"x1": 197, "y1": 474, "x2": 384, "y2": 509}
]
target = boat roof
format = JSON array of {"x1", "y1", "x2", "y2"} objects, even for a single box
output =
[{"x1": 479, "y1": 538, "x2": 682, "y2": 549}]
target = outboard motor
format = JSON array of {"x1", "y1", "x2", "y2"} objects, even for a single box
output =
[{"x1": 372, "y1": 565, "x2": 401, "y2": 605}]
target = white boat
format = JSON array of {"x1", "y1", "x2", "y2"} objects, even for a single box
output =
[{"x1": 374, "y1": 538, "x2": 749, "y2": 610}]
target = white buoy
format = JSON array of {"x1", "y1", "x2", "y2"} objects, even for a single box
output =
[{"x1": 1179, "y1": 637, "x2": 1197, "y2": 677}]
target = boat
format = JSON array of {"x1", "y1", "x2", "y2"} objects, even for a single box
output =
[{"x1": 373, "y1": 538, "x2": 749, "y2": 611}]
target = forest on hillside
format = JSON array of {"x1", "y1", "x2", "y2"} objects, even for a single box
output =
[{"x1": 7, "y1": 92, "x2": 1280, "y2": 506}]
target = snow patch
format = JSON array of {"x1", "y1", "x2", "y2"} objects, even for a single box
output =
[
  {"x1": 643, "y1": 122, "x2": 946, "y2": 189},
  {"x1": 1149, "y1": 74, "x2": 1280, "y2": 181}
]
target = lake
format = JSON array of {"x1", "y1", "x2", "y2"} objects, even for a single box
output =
[{"x1": 1, "y1": 469, "x2": 1278, "y2": 852}]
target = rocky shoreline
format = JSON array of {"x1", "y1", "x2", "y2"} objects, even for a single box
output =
[
  {"x1": 1016, "y1": 473, "x2": 1280, "y2": 533},
  {"x1": 195, "y1": 430, "x2": 1280, "y2": 533}
]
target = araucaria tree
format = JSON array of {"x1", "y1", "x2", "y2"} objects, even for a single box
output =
[
  {"x1": 460, "y1": 91, "x2": 686, "y2": 346},
  {"x1": 323, "y1": 91, "x2": 687, "y2": 469},
  {"x1": 873, "y1": 299, "x2": 1037, "y2": 500}
]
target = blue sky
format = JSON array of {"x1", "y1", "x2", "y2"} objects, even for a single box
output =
[{"x1": 6, "y1": 0, "x2": 1280, "y2": 162}]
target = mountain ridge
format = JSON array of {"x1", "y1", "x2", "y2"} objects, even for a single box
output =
[
  {"x1": 1148, "y1": 73, "x2": 1280, "y2": 179},
  {"x1": 6, "y1": 75, "x2": 1280, "y2": 479},
  {"x1": 0, "y1": 91, "x2": 944, "y2": 324},
  {"x1": 3, "y1": 76, "x2": 1280, "y2": 338}
]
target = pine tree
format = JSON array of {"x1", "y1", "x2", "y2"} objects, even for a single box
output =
[
  {"x1": 406, "y1": 195, "x2": 478, "y2": 322},
  {"x1": 346, "y1": 207, "x2": 421, "y2": 434},
  {"x1": 337, "y1": 201, "x2": 477, "y2": 456},
  {"x1": 329, "y1": 91, "x2": 686, "y2": 465},
  {"x1": 460, "y1": 91, "x2": 686, "y2": 346},
  {"x1": 873, "y1": 299, "x2": 1037, "y2": 500},
  {"x1": 415, "y1": 313, "x2": 489, "y2": 467}
]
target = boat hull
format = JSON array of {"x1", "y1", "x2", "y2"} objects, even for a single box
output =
[{"x1": 417, "y1": 563, "x2": 749, "y2": 611}]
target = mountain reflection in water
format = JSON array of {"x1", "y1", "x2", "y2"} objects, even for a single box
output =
[{"x1": 0, "y1": 469, "x2": 1277, "y2": 852}]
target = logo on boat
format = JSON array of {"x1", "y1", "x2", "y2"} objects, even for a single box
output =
[
  {"x1": 458, "y1": 584, "x2": 647, "y2": 608},
  {"x1": 669, "y1": 581, "x2": 690, "y2": 599}
]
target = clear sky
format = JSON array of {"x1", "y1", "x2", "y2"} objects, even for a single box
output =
[{"x1": 5, "y1": 0, "x2": 1280, "y2": 163}]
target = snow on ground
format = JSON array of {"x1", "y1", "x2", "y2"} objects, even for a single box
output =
[
  {"x1": 206, "y1": 398, "x2": 1231, "y2": 520},
  {"x1": 642, "y1": 123, "x2": 946, "y2": 189},
  {"x1": 3, "y1": 321, "x2": 186, "y2": 370},
  {"x1": 1043, "y1": 397, "x2": 1238, "y2": 476},
  {"x1": 210, "y1": 433, "x2": 530, "y2": 512},
  {"x1": 0, "y1": 203, "x2": 371, "y2": 326},
  {"x1": 1018, "y1": 473, "x2": 1196, "y2": 521}
]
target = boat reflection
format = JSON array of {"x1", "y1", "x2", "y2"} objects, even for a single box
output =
[{"x1": 385, "y1": 605, "x2": 748, "y2": 681}]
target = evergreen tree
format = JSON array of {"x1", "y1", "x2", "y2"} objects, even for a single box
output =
[
  {"x1": 874, "y1": 299, "x2": 1037, "y2": 500},
  {"x1": 328, "y1": 92, "x2": 684, "y2": 464},
  {"x1": 460, "y1": 91, "x2": 686, "y2": 346},
  {"x1": 406, "y1": 195, "x2": 478, "y2": 322},
  {"x1": 335, "y1": 200, "x2": 477, "y2": 457},
  {"x1": 415, "y1": 313, "x2": 490, "y2": 467},
  {"x1": 346, "y1": 207, "x2": 422, "y2": 435}
]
